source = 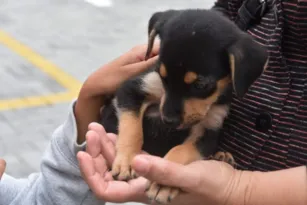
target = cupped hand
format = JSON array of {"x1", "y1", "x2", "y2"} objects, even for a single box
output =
[{"x1": 77, "y1": 123, "x2": 150, "y2": 203}]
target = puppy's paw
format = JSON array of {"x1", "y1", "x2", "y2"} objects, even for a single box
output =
[
  {"x1": 213, "y1": 151, "x2": 236, "y2": 167},
  {"x1": 146, "y1": 182, "x2": 180, "y2": 204},
  {"x1": 111, "y1": 153, "x2": 138, "y2": 181}
]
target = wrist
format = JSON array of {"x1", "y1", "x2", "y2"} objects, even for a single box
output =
[
  {"x1": 75, "y1": 94, "x2": 104, "y2": 144},
  {"x1": 222, "y1": 168, "x2": 254, "y2": 205},
  {"x1": 229, "y1": 166, "x2": 307, "y2": 205}
]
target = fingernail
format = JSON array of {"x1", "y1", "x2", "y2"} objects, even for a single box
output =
[{"x1": 133, "y1": 155, "x2": 150, "y2": 175}]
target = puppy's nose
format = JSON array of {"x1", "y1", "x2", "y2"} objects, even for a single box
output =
[{"x1": 162, "y1": 116, "x2": 181, "y2": 127}]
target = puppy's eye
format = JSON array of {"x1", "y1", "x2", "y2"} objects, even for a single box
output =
[
  {"x1": 190, "y1": 77, "x2": 217, "y2": 97},
  {"x1": 193, "y1": 80, "x2": 210, "y2": 90}
]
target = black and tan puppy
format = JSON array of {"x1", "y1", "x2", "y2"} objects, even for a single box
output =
[{"x1": 100, "y1": 8, "x2": 268, "y2": 204}]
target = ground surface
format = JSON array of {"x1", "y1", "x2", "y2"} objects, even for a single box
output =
[{"x1": 0, "y1": 0, "x2": 215, "y2": 204}]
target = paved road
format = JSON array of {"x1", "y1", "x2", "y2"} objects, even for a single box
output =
[{"x1": 0, "y1": 0, "x2": 215, "y2": 204}]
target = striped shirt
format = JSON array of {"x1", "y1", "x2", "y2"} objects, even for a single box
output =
[{"x1": 215, "y1": 0, "x2": 307, "y2": 171}]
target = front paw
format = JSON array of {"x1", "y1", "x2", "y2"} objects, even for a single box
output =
[
  {"x1": 111, "y1": 153, "x2": 138, "y2": 181},
  {"x1": 146, "y1": 181, "x2": 180, "y2": 204},
  {"x1": 213, "y1": 151, "x2": 236, "y2": 167}
]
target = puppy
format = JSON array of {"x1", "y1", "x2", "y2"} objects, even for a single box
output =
[{"x1": 100, "y1": 8, "x2": 268, "y2": 204}]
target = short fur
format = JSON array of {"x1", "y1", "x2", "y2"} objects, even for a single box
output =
[{"x1": 100, "y1": 8, "x2": 268, "y2": 204}]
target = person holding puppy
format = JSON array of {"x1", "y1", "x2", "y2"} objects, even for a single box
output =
[{"x1": 76, "y1": 0, "x2": 307, "y2": 205}]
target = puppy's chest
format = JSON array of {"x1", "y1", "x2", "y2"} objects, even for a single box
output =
[
  {"x1": 141, "y1": 71, "x2": 165, "y2": 101},
  {"x1": 201, "y1": 104, "x2": 230, "y2": 130},
  {"x1": 187, "y1": 104, "x2": 230, "y2": 140}
]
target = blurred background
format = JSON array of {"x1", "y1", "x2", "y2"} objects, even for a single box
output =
[{"x1": 0, "y1": 0, "x2": 215, "y2": 204}]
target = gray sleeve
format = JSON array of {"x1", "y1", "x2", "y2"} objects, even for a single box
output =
[{"x1": 0, "y1": 100, "x2": 106, "y2": 205}]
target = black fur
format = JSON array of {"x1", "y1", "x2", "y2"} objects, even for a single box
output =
[{"x1": 100, "y1": 9, "x2": 268, "y2": 159}]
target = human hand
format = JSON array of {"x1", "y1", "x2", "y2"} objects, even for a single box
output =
[
  {"x1": 77, "y1": 123, "x2": 150, "y2": 203},
  {"x1": 131, "y1": 154, "x2": 251, "y2": 205},
  {"x1": 0, "y1": 159, "x2": 6, "y2": 179},
  {"x1": 75, "y1": 43, "x2": 160, "y2": 143},
  {"x1": 79, "y1": 43, "x2": 160, "y2": 97},
  {"x1": 77, "y1": 122, "x2": 250, "y2": 205}
]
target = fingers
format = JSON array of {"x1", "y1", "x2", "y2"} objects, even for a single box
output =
[
  {"x1": 132, "y1": 155, "x2": 192, "y2": 188},
  {"x1": 77, "y1": 151, "x2": 109, "y2": 194},
  {"x1": 86, "y1": 123, "x2": 105, "y2": 157},
  {"x1": 78, "y1": 151, "x2": 96, "y2": 177},
  {"x1": 86, "y1": 123, "x2": 110, "y2": 176},
  {"x1": 106, "y1": 133, "x2": 116, "y2": 145},
  {"x1": 100, "y1": 132, "x2": 116, "y2": 166},
  {"x1": 122, "y1": 55, "x2": 158, "y2": 76},
  {"x1": 0, "y1": 159, "x2": 6, "y2": 179},
  {"x1": 87, "y1": 122, "x2": 116, "y2": 167},
  {"x1": 131, "y1": 42, "x2": 160, "y2": 62},
  {"x1": 78, "y1": 150, "x2": 148, "y2": 203},
  {"x1": 100, "y1": 177, "x2": 148, "y2": 203}
]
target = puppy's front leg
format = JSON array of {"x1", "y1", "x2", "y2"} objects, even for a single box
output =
[
  {"x1": 146, "y1": 123, "x2": 206, "y2": 204},
  {"x1": 112, "y1": 106, "x2": 148, "y2": 181},
  {"x1": 112, "y1": 70, "x2": 164, "y2": 181}
]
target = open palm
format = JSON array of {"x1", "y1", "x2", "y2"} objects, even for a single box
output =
[{"x1": 77, "y1": 123, "x2": 149, "y2": 203}]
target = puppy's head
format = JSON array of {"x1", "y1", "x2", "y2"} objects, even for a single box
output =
[{"x1": 146, "y1": 9, "x2": 268, "y2": 129}]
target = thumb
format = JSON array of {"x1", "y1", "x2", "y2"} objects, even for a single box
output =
[{"x1": 131, "y1": 155, "x2": 203, "y2": 191}]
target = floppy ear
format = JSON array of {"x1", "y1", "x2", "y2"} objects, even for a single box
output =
[
  {"x1": 145, "y1": 10, "x2": 179, "y2": 60},
  {"x1": 228, "y1": 34, "x2": 268, "y2": 98},
  {"x1": 145, "y1": 12, "x2": 163, "y2": 60}
]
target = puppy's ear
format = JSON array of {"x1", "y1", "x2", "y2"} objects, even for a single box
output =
[
  {"x1": 145, "y1": 10, "x2": 179, "y2": 60},
  {"x1": 145, "y1": 12, "x2": 163, "y2": 60},
  {"x1": 228, "y1": 34, "x2": 268, "y2": 98}
]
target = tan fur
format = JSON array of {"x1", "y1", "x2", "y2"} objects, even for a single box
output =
[
  {"x1": 229, "y1": 54, "x2": 235, "y2": 86},
  {"x1": 145, "y1": 29, "x2": 158, "y2": 60},
  {"x1": 146, "y1": 132, "x2": 203, "y2": 203},
  {"x1": 184, "y1": 71, "x2": 198, "y2": 84},
  {"x1": 184, "y1": 122, "x2": 205, "y2": 144},
  {"x1": 229, "y1": 53, "x2": 268, "y2": 92},
  {"x1": 159, "y1": 64, "x2": 168, "y2": 78},
  {"x1": 182, "y1": 76, "x2": 231, "y2": 126},
  {"x1": 163, "y1": 143, "x2": 203, "y2": 164},
  {"x1": 159, "y1": 94, "x2": 166, "y2": 114},
  {"x1": 184, "y1": 105, "x2": 229, "y2": 144},
  {"x1": 213, "y1": 151, "x2": 236, "y2": 167},
  {"x1": 112, "y1": 103, "x2": 150, "y2": 180}
]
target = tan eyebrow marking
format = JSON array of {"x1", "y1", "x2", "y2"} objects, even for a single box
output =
[{"x1": 184, "y1": 71, "x2": 198, "y2": 84}]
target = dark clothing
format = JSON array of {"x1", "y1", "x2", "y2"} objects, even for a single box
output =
[{"x1": 215, "y1": 0, "x2": 307, "y2": 171}]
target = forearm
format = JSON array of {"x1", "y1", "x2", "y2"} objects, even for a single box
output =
[
  {"x1": 75, "y1": 93, "x2": 104, "y2": 144},
  {"x1": 233, "y1": 166, "x2": 307, "y2": 205},
  {"x1": 74, "y1": 56, "x2": 129, "y2": 144}
]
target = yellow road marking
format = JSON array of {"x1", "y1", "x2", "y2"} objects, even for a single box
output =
[
  {"x1": 0, "y1": 91, "x2": 79, "y2": 111},
  {"x1": 0, "y1": 30, "x2": 82, "y2": 111}
]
